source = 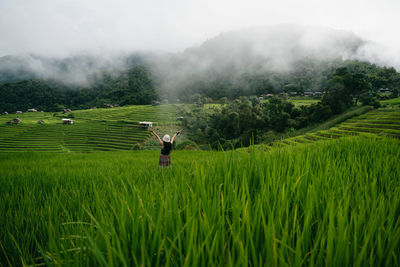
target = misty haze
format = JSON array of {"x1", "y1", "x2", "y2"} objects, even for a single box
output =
[{"x1": 0, "y1": 25, "x2": 397, "y2": 99}]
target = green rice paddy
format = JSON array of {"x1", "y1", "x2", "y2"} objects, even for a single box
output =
[
  {"x1": 1, "y1": 137, "x2": 399, "y2": 266},
  {"x1": 0, "y1": 103, "x2": 399, "y2": 266}
]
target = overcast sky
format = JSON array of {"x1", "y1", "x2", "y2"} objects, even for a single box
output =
[{"x1": 0, "y1": 0, "x2": 399, "y2": 58}]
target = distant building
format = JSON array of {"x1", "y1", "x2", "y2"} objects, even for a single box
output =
[
  {"x1": 27, "y1": 108, "x2": 37, "y2": 112},
  {"x1": 62, "y1": 118, "x2": 74, "y2": 125},
  {"x1": 266, "y1": 94, "x2": 274, "y2": 98},
  {"x1": 139, "y1": 121, "x2": 153, "y2": 128},
  {"x1": 378, "y1": 88, "x2": 391, "y2": 93},
  {"x1": 2, "y1": 112, "x2": 8, "y2": 115},
  {"x1": 16, "y1": 111, "x2": 23, "y2": 114},
  {"x1": 177, "y1": 116, "x2": 184, "y2": 121},
  {"x1": 314, "y1": 92, "x2": 323, "y2": 97},
  {"x1": 304, "y1": 91, "x2": 313, "y2": 97}
]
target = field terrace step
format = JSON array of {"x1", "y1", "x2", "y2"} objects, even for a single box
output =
[
  {"x1": 0, "y1": 137, "x2": 61, "y2": 141},
  {"x1": 84, "y1": 133, "x2": 148, "y2": 139},
  {"x1": 328, "y1": 128, "x2": 360, "y2": 136},
  {"x1": 340, "y1": 122, "x2": 400, "y2": 130},
  {"x1": 269, "y1": 141, "x2": 287, "y2": 148},
  {"x1": 86, "y1": 141, "x2": 136, "y2": 148},
  {"x1": 339, "y1": 124, "x2": 400, "y2": 132},
  {"x1": 0, "y1": 147, "x2": 62, "y2": 151},
  {"x1": 293, "y1": 136, "x2": 314, "y2": 143},
  {"x1": 346, "y1": 119, "x2": 400, "y2": 125},
  {"x1": 0, "y1": 148, "x2": 62, "y2": 151},
  {"x1": 87, "y1": 137, "x2": 144, "y2": 144},
  {"x1": 0, "y1": 149, "x2": 64, "y2": 152},
  {"x1": 338, "y1": 126, "x2": 400, "y2": 135},
  {"x1": 302, "y1": 134, "x2": 330, "y2": 141},
  {"x1": 280, "y1": 139, "x2": 297, "y2": 146},
  {"x1": 0, "y1": 139, "x2": 61, "y2": 144},
  {"x1": 91, "y1": 146, "x2": 126, "y2": 151},
  {"x1": 85, "y1": 132, "x2": 149, "y2": 138},
  {"x1": 86, "y1": 140, "x2": 136, "y2": 148},
  {"x1": 309, "y1": 133, "x2": 331, "y2": 140},
  {"x1": 0, "y1": 143, "x2": 61, "y2": 147},
  {"x1": 314, "y1": 131, "x2": 342, "y2": 139},
  {"x1": 358, "y1": 112, "x2": 400, "y2": 117}
]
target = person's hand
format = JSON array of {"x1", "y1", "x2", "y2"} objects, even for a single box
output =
[{"x1": 176, "y1": 130, "x2": 181, "y2": 135}]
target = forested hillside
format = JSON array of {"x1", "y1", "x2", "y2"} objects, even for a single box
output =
[
  {"x1": 1, "y1": 60, "x2": 399, "y2": 113},
  {"x1": 1, "y1": 25, "x2": 400, "y2": 112},
  {"x1": 0, "y1": 65, "x2": 156, "y2": 112}
]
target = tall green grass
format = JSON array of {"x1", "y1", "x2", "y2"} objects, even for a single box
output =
[
  {"x1": 0, "y1": 137, "x2": 399, "y2": 266},
  {"x1": 381, "y1": 97, "x2": 400, "y2": 106}
]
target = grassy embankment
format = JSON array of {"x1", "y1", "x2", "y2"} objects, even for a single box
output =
[{"x1": 0, "y1": 137, "x2": 399, "y2": 266}]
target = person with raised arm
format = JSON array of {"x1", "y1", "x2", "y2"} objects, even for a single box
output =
[{"x1": 150, "y1": 129, "x2": 181, "y2": 169}]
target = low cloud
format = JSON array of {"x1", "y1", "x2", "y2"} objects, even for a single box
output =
[
  {"x1": 152, "y1": 25, "x2": 395, "y2": 96},
  {"x1": 0, "y1": 24, "x2": 399, "y2": 91}
]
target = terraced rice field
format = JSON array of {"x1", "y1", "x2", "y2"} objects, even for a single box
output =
[
  {"x1": 275, "y1": 106, "x2": 400, "y2": 147},
  {"x1": 0, "y1": 104, "x2": 182, "y2": 152},
  {"x1": 0, "y1": 121, "x2": 150, "y2": 152},
  {"x1": 73, "y1": 104, "x2": 181, "y2": 124}
]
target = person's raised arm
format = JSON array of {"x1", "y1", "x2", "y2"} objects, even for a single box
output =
[
  {"x1": 150, "y1": 129, "x2": 163, "y2": 145},
  {"x1": 171, "y1": 130, "x2": 181, "y2": 144}
]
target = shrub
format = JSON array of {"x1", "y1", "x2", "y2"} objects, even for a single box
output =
[{"x1": 175, "y1": 140, "x2": 199, "y2": 150}]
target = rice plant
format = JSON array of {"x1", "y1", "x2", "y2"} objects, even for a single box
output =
[{"x1": 1, "y1": 137, "x2": 399, "y2": 266}]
